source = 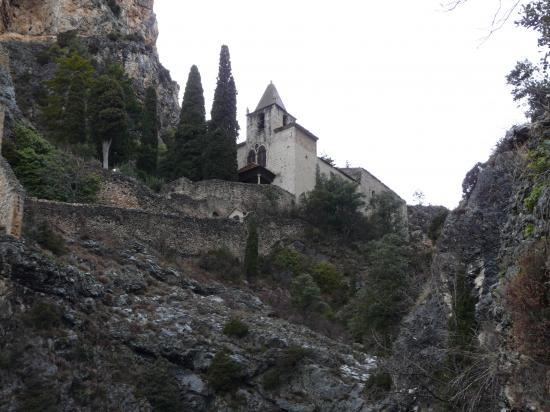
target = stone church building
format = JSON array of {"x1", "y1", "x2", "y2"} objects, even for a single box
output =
[{"x1": 237, "y1": 83, "x2": 405, "y2": 212}]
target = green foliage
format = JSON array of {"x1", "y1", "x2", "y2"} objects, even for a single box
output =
[
  {"x1": 364, "y1": 372, "x2": 392, "y2": 400},
  {"x1": 206, "y1": 350, "x2": 242, "y2": 392},
  {"x1": 449, "y1": 272, "x2": 477, "y2": 352},
  {"x1": 347, "y1": 234, "x2": 410, "y2": 351},
  {"x1": 23, "y1": 302, "x2": 62, "y2": 330},
  {"x1": 300, "y1": 173, "x2": 367, "y2": 239},
  {"x1": 4, "y1": 123, "x2": 100, "y2": 202},
  {"x1": 428, "y1": 210, "x2": 449, "y2": 242},
  {"x1": 28, "y1": 221, "x2": 67, "y2": 256},
  {"x1": 198, "y1": 248, "x2": 241, "y2": 281},
  {"x1": 523, "y1": 223, "x2": 536, "y2": 238},
  {"x1": 89, "y1": 75, "x2": 128, "y2": 169},
  {"x1": 223, "y1": 318, "x2": 249, "y2": 338},
  {"x1": 527, "y1": 141, "x2": 550, "y2": 174},
  {"x1": 290, "y1": 273, "x2": 322, "y2": 311},
  {"x1": 311, "y1": 261, "x2": 344, "y2": 295},
  {"x1": 244, "y1": 218, "x2": 259, "y2": 278},
  {"x1": 163, "y1": 65, "x2": 207, "y2": 181},
  {"x1": 42, "y1": 51, "x2": 94, "y2": 145},
  {"x1": 203, "y1": 46, "x2": 239, "y2": 181},
  {"x1": 262, "y1": 346, "x2": 309, "y2": 390},
  {"x1": 272, "y1": 248, "x2": 307, "y2": 274},
  {"x1": 136, "y1": 86, "x2": 159, "y2": 175},
  {"x1": 524, "y1": 183, "x2": 543, "y2": 212},
  {"x1": 368, "y1": 192, "x2": 404, "y2": 239},
  {"x1": 138, "y1": 360, "x2": 181, "y2": 412}
]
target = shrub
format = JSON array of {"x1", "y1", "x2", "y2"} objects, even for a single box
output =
[
  {"x1": 367, "y1": 192, "x2": 405, "y2": 240},
  {"x1": 4, "y1": 123, "x2": 100, "y2": 203},
  {"x1": 364, "y1": 372, "x2": 392, "y2": 400},
  {"x1": 524, "y1": 184, "x2": 543, "y2": 212},
  {"x1": 206, "y1": 351, "x2": 242, "y2": 392},
  {"x1": 300, "y1": 173, "x2": 368, "y2": 240},
  {"x1": 223, "y1": 318, "x2": 249, "y2": 339},
  {"x1": 506, "y1": 242, "x2": 549, "y2": 362},
  {"x1": 311, "y1": 261, "x2": 344, "y2": 294},
  {"x1": 22, "y1": 302, "x2": 62, "y2": 330},
  {"x1": 428, "y1": 210, "x2": 449, "y2": 242},
  {"x1": 28, "y1": 221, "x2": 67, "y2": 256},
  {"x1": 244, "y1": 218, "x2": 259, "y2": 278},
  {"x1": 272, "y1": 248, "x2": 306, "y2": 274},
  {"x1": 138, "y1": 360, "x2": 181, "y2": 412},
  {"x1": 198, "y1": 248, "x2": 241, "y2": 281},
  {"x1": 262, "y1": 346, "x2": 309, "y2": 390},
  {"x1": 290, "y1": 273, "x2": 322, "y2": 311}
]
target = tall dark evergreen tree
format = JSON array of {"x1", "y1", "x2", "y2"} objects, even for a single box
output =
[
  {"x1": 168, "y1": 65, "x2": 207, "y2": 181},
  {"x1": 137, "y1": 86, "x2": 159, "y2": 175},
  {"x1": 89, "y1": 76, "x2": 128, "y2": 169},
  {"x1": 203, "y1": 45, "x2": 239, "y2": 181}
]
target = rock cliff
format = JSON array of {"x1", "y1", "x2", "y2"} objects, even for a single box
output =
[{"x1": 0, "y1": 0, "x2": 179, "y2": 130}]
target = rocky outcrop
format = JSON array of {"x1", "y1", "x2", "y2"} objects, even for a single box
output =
[
  {"x1": 386, "y1": 125, "x2": 549, "y2": 411},
  {"x1": 0, "y1": 235, "x2": 375, "y2": 411},
  {"x1": 0, "y1": 0, "x2": 179, "y2": 130}
]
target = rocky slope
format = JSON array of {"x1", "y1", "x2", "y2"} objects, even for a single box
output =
[
  {"x1": 0, "y1": 0, "x2": 179, "y2": 130},
  {"x1": 0, "y1": 234, "x2": 375, "y2": 411}
]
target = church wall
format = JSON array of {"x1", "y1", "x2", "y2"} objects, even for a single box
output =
[
  {"x1": 293, "y1": 129, "x2": 318, "y2": 199},
  {"x1": 268, "y1": 127, "x2": 297, "y2": 195},
  {"x1": 316, "y1": 158, "x2": 356, "y2": 184}
]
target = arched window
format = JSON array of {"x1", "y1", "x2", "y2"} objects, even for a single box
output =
[
  {"x1": 247, "y1": 150, "x2": 256, "y2": 164},
  {"x1": 257, "y1": 146, "x2": 267, "y2": 167}
]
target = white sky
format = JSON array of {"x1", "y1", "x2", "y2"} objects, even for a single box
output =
[{"x1": 154, "y1": 0, "x2": 539, "y2": 208}]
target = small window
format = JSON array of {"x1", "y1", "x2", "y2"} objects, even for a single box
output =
[
  {"x1": 258, "y1": 113, "x2": 265, "y2": 131},
  {"x1": 257, "y1": 146, "x2": 267, "y2": 167},
  {"x1": 283, "y1": 114, "x2": 288, "y2": 126},
  {"x1": 372, "y1": 191, "x2": 376, "y2": 197},
  {"x1": 247, "y1": 150, "x2": 256, "y2": 164}
]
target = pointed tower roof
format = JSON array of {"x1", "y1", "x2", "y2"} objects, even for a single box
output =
[{"x1": 255, "y1": 82, "x2": 286, "y2": 111}]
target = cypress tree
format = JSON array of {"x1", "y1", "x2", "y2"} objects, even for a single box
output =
[
  {"x1": 203, "y1": 45, "x2": 239, "y2": 181},
  {"x1": 169, "y1": 65, "x2": 206, "y2": 181},
  {"x1": 42, "y1": 52, "x2": 93, "y2": 145},
  {"x1": 89, "y1": 76, "x2": 128, "y2": 169},
  {"x1": 244, "y1": 217, "x2": 259, "y2": 278},
  {"x1": 137, "y1": 86, "x2": 159, "y2": 175}
]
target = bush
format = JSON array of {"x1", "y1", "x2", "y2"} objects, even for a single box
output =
[
  {"x1": 22, "y1": 302, "x2": 62, "y2": 330},
  {"x1": 262, "y1": 346, "x2": 309, "y2": 390},
  {"x1": 364, "y1": 372, "x2": 392, "y2": 400},
  {"x1": 272, "y1": 248, "x2": 306, "y2": 274},
  {"x1": 4, "y1": 123, "x2": 100, "y2": 203},
  {"x1": 206, "y1": 351, "x2": 242, "y2": 392},
  {"x1": 290, "y1": 273, "x2": 322, "y2": 311},
  {"x1": 223, "y1": 318, "x2": 249, "y2": 339},
  {"x1": 428, "y1": 210, "x2": 449, "y2": 242},
  {"x1": 28, "y1": 221, "x2": 67, "y2": 256},
  {"x1": 138, "y1": 360, "x2": 181, "y2": 412},
  {"x1": 506, "y1": 242, "x2": 549, "y2": 362},
  {"x1": 300, "y1": 174, "x2": 368, "y2": 240},
  {"x1": 524, "y1": 184, "x2": 543, "y2": 212},
  {"x1": 311, "y1": 261, "x2": 344, "y2": 294},
  {"x1": 198, "y1": 248, "x2": 241, "y2": 281}
]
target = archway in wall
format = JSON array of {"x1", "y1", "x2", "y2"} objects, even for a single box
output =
[{"x1": 257, "y1": 146, "x2": 266, "y2": 167}]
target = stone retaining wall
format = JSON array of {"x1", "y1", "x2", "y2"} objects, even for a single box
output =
[{"x1": 25, "y1": 199, "x2": 305, "y2": 258}]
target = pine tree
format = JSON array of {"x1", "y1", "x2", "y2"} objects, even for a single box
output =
[
  {"x1": 89, "y1": 76, "x2": 128, "y2": 169},
  {"x1": 244, "y1": 217, "x2": 259, "y2": 278},
  {"x1": 137, "y1": 86, "x2": 159, "y2": 175},
  {"x1": 203, "y1": 45, "x2": 239, "y2": 181},
  {"x1": 168, "y1": 65, "x2": 206, "y2": 181},
  {"x1": 42, "y1": 52, "x2": 94, "y2": 145}
]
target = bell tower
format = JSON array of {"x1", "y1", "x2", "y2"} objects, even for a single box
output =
[{"x1": 246, "y1": 82, "x2": 295, "y2": 143}]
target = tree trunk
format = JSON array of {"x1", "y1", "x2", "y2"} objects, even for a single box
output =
[{"x1": 102, "y1": 139, "x2": 112, "y2": 169}]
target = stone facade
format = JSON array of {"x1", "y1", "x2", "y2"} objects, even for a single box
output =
[
  {"x1": 0, "y1": 104, "x2": 24, "y2": 237},
  {"x1": 238, "y1": 83, "x2": 407, "y2": 218},
  {"x1": 25, "y1": 199, "x2": 305, "y2": 258}
]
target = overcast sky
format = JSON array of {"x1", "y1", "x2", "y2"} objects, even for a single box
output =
[{"x1": 154, "y1": 0, "x2": 539, "y2": 208}]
